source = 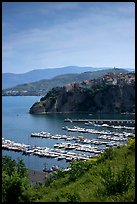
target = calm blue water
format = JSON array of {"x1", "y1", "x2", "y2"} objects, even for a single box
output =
[{"x1": 2, "y1": 96, "x2": 134, "y2": 172}]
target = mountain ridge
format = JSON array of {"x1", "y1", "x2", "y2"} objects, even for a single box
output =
[
  {"x1": 2, "y1": 66, "x2": 134, "y2": 89},
  {"x1": 2, "y1": 68, "x2": 129, "y2": 96}
]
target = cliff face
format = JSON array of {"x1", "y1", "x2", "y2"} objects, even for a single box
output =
[{"x1": 29, "y1": 73, "x2": 135, "y2": 114}]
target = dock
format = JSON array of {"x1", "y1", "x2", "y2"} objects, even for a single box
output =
[
  {"x1": 64, "y1": 119, "x2": 135, "y2": 125},
  {"x1": 2, "y1": 119, "x2": 135, "y2": 165},
  {"x1": 2, "y1": 138, "x2": 94, "y2": 162}
]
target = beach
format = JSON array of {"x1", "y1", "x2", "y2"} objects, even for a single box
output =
[{"x1": 28, "y1": 169, "x2": 50, "y2": 186}]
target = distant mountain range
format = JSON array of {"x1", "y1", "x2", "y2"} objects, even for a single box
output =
[
  {"x1": 2, "y1": 66, "x2": 134, "y2": 89},
  {"x1": 2, "y1": 68, "x2": 130, "y2": 96}
]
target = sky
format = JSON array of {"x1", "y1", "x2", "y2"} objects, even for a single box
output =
[{"x1": 2, "y1": 2, "x2": 135, "y2": 73}]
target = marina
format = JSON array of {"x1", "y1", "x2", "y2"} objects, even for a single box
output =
[
  {"x1": 2, "y1": 119, "x2": 134, "y2": 166},
  {"x1": 31, "y1": 124, "x2": 134, "y2": 139},
  {"x1": 2, "y1": 138, "x2": 93, "y2": 162},
  {"x1": 63, "y1": 126, "x2": 134, "y2": 135},
  {"x1": 2, "y1": 96, "x2": 135, "y2": 172},
  {"x1": 64, "y1": 118, "x2": 135, "y2": 125}
]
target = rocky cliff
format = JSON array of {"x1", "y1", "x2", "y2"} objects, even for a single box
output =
[{"x1": 29, "y1": 73, "x2": 135, "y2": 114}]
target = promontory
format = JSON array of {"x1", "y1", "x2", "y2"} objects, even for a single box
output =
[{"x1": 29, "y1": 72, "x2": 135, "y2": 114}]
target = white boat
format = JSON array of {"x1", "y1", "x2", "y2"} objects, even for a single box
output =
[
  {"x1": 65, "y1": 157, "x2": 75, "y2": 162},
  {"x1": 102, "y1": 124, "x2": 109, "y2": 127},
  {"x1": 57, "y1": 155, "x2": 66, "y2": 160}
]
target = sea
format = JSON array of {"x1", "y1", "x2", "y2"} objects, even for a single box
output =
[{"x1": 2, "y1": 96, "x2": 135, "y2": 172}]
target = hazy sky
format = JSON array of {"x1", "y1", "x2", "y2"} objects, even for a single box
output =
[{"x1": 2, "y1": 2, "x2": 135, "y2": 73}]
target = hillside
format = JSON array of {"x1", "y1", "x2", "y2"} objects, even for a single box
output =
[
  {"x1": 2, "y1": 139, "x2": 135, "y2": 202},
  {"x1": 29, "y1": 72, "x2": 135, "y2": 114},
  {"x1": 34, "y1": 139, "x2": 135, "y2": 202},
  {"x1": 2, "y1": 68, "x2": 129, "y2": 96},
  {"x1": 2, "y1": 66, "x2": 115, "y2": 89}
]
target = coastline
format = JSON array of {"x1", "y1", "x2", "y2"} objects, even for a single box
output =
[
  {"x1": 28, "y1": 169, "x2": 51, "y2": 186},
  {"x1": 28, "y1": 111, "x2": 135, "y2": 114}
]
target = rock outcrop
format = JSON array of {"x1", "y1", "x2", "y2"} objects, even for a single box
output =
[{"x1": 29, "y1": 72, "x2": 135, "y2": 114}]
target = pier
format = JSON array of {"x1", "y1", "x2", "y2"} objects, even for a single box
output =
[
  {"x1": 2, "y1": 119, "x2": 135, "y2": 166},
  {"x1": 64, "y1": 119, "x2": 135, "y2": 125},
  {"x1": 2, "y1": 138, "x2": 93, "y2": 162},
  {"x1": 2, "y1": 122, "x2": 134, "y2": 164}
]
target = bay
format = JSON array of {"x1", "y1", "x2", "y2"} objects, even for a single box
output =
[{"x1": 2, "y1": 96, "x2": 134, "y2": 172}]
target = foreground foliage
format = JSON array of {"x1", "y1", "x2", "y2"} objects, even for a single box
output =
[
  {"x1": 2, "y1": 139, "x2": 135, "y2": 202},
  {"x1": 2, "y1": 156, "x2": 34, "y2": 202},
  {"x1": 35, "y1": 139, "x2": 135, "y2": 202}
]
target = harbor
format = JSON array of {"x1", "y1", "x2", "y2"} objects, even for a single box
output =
[
  {"x1": 2, "y1": 138, "x2": 92, "y2": 163},
  {"x1": 2, "y1": 96, "x2": 135, "y2": 172},
  {"x1": 64, "y1": 118, "x2": 135, "y2": 125},
  {"x1": 2, "y1": 119, "x2": 134, "y2": 167}
]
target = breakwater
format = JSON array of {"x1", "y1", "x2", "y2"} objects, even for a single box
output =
[{"x1": 64, "y1": 119, "x2": 135, "y2": 125}]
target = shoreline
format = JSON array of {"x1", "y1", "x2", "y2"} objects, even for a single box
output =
[
  {"x1": 29, "y1": 111, "x2": 135, "y2": 115},
  {"x1": 28, "y1": 168, "x2": 51, "y2": 186}
]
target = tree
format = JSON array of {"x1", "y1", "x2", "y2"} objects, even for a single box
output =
[{"x1": 2, "y1": 156, "x2": 32, "y2": 202}]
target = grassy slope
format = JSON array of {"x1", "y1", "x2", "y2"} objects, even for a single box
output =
[{"x1": 31, "y1": 139, "x2": 135, "y2": 202}]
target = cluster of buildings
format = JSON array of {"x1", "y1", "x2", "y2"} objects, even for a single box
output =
[
  {"x1": 65, "y1": 72, "x2": 135, "y2": 91},
  {"x1": 3, "y1": 71, "x2": 135, "y2": 96},
  {"x1": 101, "y1": 72, "x2": 135, "y2": 86}
]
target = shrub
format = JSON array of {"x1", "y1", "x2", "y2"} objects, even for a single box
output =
[
  {"x1": 128, "y1": 139, "x2": 135, "y2": 152},
  {"x1": 69, "y1": 161, "x2": 92, "y2": 182},
  {"x1": 97, "y1": 147, "x2": 115, "y2": 163},
  {"x1": 100, "y1": 163, "x2": 132, "y2": 196},
  {"x1": 53, "y1": 169, "x2": 66, "y2": 179},
  {"x1": 66, "y1": 192, "x2": 81, "y2": 202}
]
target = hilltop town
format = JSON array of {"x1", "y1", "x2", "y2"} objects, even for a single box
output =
[
  {"x1": 2, "y1": 68, "x2": 131, "y2": 96},
  {"x1": 29, "y1": 72, "x2": 135, "y2": 114},
  {"x1": 64, "y1": 72, "x2": 135, "y2": 91}
]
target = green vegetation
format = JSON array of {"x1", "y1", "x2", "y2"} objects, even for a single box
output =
[
  {"x1": 2, "y1": 139, "x2": 135, "y2": 202},
  {"x1": 2, "y1": 156, "x2": 31, "y2": 202},
  {"x1": 40, "y1": 87, "x2": 58, "y2": 101}
]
